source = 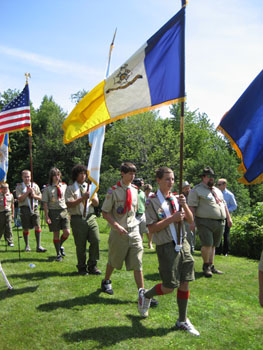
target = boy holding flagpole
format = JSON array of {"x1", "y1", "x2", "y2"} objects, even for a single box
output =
[{"x1": 141, "y1": 167, "x2": 199, "y2": 336}]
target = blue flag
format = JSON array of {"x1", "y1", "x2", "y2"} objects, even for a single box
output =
[{"x1": 217, "y1": 70, "x2": 263, "y2": 184}]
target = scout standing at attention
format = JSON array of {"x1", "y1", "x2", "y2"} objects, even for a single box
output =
[
  {"x1": 0, "y1": 183, "x2": 14, "y2": 247},
  {"x1": 142, "y1": 167, "x2": 199, "y2": 336},
  {"x1": 101, "y1": 163, "x2": 149, "y2": 296},
  {"x1": 65, "y1": 164, "x2": 101, "y2": 276},
  {"x1": 42, "y1": 168, "x2": 70, "y2": 262},
  {"x1": 16, "y1": 170, "x2": 46, "y2": 252}
]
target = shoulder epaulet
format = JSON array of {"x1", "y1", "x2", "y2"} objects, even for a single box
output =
[
  {"x1": 172, "y1": 192, "x2": 178, "y2": 196},
  {"x1": 112, "y1": 185, "x2": 117, "y2": 190},
  {"x1": 131, "y1": 184, "x2": 138, "y2": 189},
  {"x1": 61, "y1": 182, "x2": 66, "y2": 185},
  {"x1": 149, "y1": 193, "x2": 156, "y2": 198}
]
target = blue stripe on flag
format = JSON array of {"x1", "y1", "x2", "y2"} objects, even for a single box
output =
[{"x1": 144, "y1": 8, "x2": 185, "y2": 105}]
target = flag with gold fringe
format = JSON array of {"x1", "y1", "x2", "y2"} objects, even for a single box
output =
[
  {"x1": 217, "y1": 70, "x2": 263, "y2": 184},
  {"x1": 63, "y1": 7, "x2": 185, "y2": 144}
]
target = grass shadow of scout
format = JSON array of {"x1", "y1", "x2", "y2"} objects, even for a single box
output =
[
  {"x1": 63, "y1": 314, "x2": 174, "y2": 348},
  {"x1": 37, "y1": 289, "x2": 132, "y2": 312}
]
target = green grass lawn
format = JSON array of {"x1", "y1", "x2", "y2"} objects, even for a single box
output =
[{"x1": 0, "y1": 217, "x2": 262, "y2": 350}]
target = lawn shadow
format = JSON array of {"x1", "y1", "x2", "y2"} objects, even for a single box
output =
[
  {"x1": 1, "y1": 257, "x2": 51, "y2": 264},
  {"x1": 37, "y1": 289, "x2": 131, "y2": 312},
  {"x1": 194, "y1": 271, "x2": 204, "y2": 280},
  {"x1": 63, "y1": 314, "x2": 174, "y2": 348},
  {"x1": 0, "y1": 285, "x2": 39, "y2": 299},
  {"x1": 144, "y1": 273, "x2": 160, "y2": 282}
]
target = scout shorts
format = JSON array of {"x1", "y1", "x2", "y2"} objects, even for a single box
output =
[
  {"x1": 108, "y1": 227, "x2": 143, "y2": 271},
  {"x1": 156, "y1": 238, "x2": 194, "y2": 289},
  {"x1": 48, "y1": 209, "x2": 70, "y2": 232},
  {"x1": 195, "y1": 217, "x2": 225, "y2": 247},
  {"x1": 20, "y1": 206, "x2": 40, "y2": 230}
]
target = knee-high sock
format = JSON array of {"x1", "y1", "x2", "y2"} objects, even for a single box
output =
[
  {"x1": 60, "y1": 233, "x2": 68, "y2": 247},
  {"x1": 177, "y1": 289, "x2": 189, "y2": 322},
  {"x1": 53, "y1": 239, "x2": 60, "y2": 255},
  {"x1": 35, "y1": 229, "x2": 42, "y2": 248},
  {"x1": 144, "y1": 283, "x2": 164, "y2": 299},
  {"x1": 23, "y1": 231, "x2": 29, "y2": 247}
]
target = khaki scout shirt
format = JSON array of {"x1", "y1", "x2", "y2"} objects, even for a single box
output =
[
  {"x1": 102, "y1": 179, "x2": 138, "y2": 229},
  {"x1": 16, "y1": 182, "x2": 41, "y2": 208},
  {"x1": 42, "y1": 183, "x2": 67, "y2": 210},
  {"x1": 188, "y1": 182, "x2": 226, "y2": 220},
  {"x1": 65, "y1": 182, "x2": 96, "y2": 216},
  {"x1": 145, "y1": 193, "x2": 186, "y2": 246},
  {"x1": 0, "y1": 192, "x2": 14, "y2": 213}
]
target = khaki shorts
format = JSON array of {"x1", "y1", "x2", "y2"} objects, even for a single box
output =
[
  {"x1": 0, "y1": 211, "x2": 13, "y2": 243},
  {"x1": 195, "y1": 217, "x2": 225, "y2": 247},
  {"x1": 108, "y1": 227, "x2": 143, "y2": 271},
  {"x1": 156, "y1": 239, "x2": 194, "y2": 289},
  {"x1": 20, "y1": 206, "x2": 40, "y2": 230},
  {"x1": 48, "y1": 209, "x2": 70, "y2": 232}
]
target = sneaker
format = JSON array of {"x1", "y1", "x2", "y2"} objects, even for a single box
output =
[
  {"x1": 203, "y1": 263, "x2": 212, "y2": 278},
  {"x1": 56, "y1": 255, "x2": 63, "y2": 262},
  {"x1": 150, "y1": 298, "x2": 158, "y2": 307},
  {"x1": 210, "y1": 264, "x2": 223, "y2": 274},
  {"x1": 60, "y1": 246, "x2": 66, "y2": 256},
  {"x1": 78, "y1": 269, "x2": 89, "y2": 276},
  {"x1": 36, "y1": 246, "x2": 47, "y2": 253},
  {"x1": 88, "y1": 266, "x2": 102, "y2": 275},
  {"x1": 101, "y1": 279, "x2": 114, "y2": 295},
  {"x1": 138, "y1": 288, "x2": 151, "y2": 318},
  {"x1": 176, "y1": 318, "x2": 200, "y2": 336},
  {"x1": 25, "y1": 246, "x2": 31, "y2": 252}
]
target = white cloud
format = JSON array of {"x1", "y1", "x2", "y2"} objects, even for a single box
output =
[{"x1": 0, "y1": 45, "x2": 103, "y2": 80}]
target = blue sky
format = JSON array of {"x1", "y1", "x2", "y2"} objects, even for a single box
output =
[{"x1": 0, "y1": 0, "x2": 262, "y2": 126}]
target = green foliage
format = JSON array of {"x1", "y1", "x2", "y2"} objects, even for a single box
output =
[{"x1": 230, "y1": 202, "x2": 263, "y2": 259}]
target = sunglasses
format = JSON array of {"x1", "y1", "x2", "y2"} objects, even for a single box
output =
[{"x1": 217, "y1": 183, "x2": 225, "y2": 186}]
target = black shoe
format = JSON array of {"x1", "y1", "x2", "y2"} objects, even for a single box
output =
[
  {"x1": 56, "y1": 255, "x2": 63, "y2": 262},
  {"x1": 101, "y1": 279, "x2": 114, "y2": 295},
  {"x1": 78, "y1": 269, "x2": 89, "y2": 276},
  {"x1": 210, "y1": 264, "x2": 223, "y2": 274},
  {"x1": 60, "y1": 246, "x2": 66, "y2": 256},
  {"x1": 36, "y1": 246, "x2": 47, "y2": 253},
  {"x1": 88, "y1": 266, "x2": 102, "y2": 275},
  {"x1": 150, "y1": 298, "x2": 158, "y2": 307}
]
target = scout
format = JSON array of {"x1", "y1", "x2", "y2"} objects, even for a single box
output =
[{"x1": 0, "y1": 183, "x2": 14, "y2": 247}]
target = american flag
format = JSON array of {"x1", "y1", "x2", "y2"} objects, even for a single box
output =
[{"x1": 0, "y1": 84, "x2": 31, "y2": 135}]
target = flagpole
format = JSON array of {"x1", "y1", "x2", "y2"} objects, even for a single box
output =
[
  {"x1": 177, "y1": 0, "x2": 187, "y2": 247},
  {"x1": 24, "y1": 73, "x2": 34, "y2": 206}
]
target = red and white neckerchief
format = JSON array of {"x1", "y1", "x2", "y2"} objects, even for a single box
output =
[{"x1": 117, "y1": 181, "x2": 132, "y2": 213}]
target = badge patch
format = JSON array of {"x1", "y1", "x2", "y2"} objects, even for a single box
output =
[
  {"x1": 157, "y1": 208, "x2": 165, "y2": 219},
  {"x1": 117, "y1": 206, "x2": 124, "y2": 214},
  {"x1": 107, "y1": 189, "x2": 113, "y2": 194}
]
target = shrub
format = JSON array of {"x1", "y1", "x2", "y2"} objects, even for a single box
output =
[{"x1": 230, "y1": 203, "x2": 263, "y2": 259}]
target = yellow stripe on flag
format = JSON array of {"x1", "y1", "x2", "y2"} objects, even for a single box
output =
[{"x1": 63, "y1": 80, "x2": 110, "y2": 144}]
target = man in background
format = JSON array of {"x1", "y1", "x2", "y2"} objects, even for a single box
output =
[{"x1": 216, "y1": 178, "x2": 237, "y2": 256}]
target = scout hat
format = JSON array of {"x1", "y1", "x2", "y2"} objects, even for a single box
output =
[{"x1": 200, "y1": 166, "x2": 216, "y2": 177}]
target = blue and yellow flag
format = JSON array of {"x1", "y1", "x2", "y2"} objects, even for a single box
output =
[
  {"x1": 217, "y1": 70, "x2": 263, "y2": 184},
  {"x1": 63, "y1": 7, "x2": 185, "y2": 144}
]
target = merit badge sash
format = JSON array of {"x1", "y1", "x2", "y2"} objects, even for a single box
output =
[
  {"x1": 157, "y1": 189, "x2": 182, "y2": 252},
  {"x1": 73, "y1": 182, "x2": 90, "y2": 218},
  {"x1": 22, "y1": 183, "x2": 37, "y2": 214}
]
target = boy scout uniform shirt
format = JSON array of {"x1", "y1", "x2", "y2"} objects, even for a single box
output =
[
  {"x1": 102, "y1": 179, "x2": 138, "y2": 230},
  {"x1": 0, "y1": 192, "x2": 14, "y2": 212},
  {"x1": 42, "y1": 183, "x2": 67, "y2": 209},
  {"x1": 145, "y1": 193, "x2": 186, "y2": 246},
  {"x1": 65, "y1": 182, "x2": 96, "y2": 216},
  {"x1": 188, "y1": 182, "x2": 226, "y2": 220},
  {"x1": 15, "y1": 182, "x2": 41, "y2": 207}
]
